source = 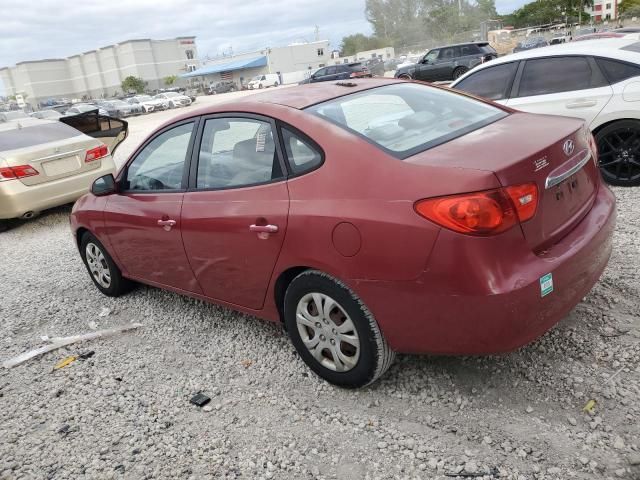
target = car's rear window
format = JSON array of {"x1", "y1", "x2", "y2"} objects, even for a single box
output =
[
  {"x1": 0, "y1": 122, "x2": 82, "y2": 152},
  {"x1": 306, "y1": 83, "x2": 507, "y2": 159}
]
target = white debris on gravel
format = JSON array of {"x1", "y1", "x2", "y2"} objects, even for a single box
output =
[{"x1": 0, "y1": 97, "x2": 638, "y2": 479}]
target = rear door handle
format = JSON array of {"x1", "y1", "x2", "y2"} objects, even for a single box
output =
[
  {"x1": 249, "y1": 224, "x2": 278, "y2": 233},
  {"x1": 566, "y1": 100, "x2": 597, "y2": 109}
]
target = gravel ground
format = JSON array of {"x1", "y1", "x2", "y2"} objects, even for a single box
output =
[{"x1": 1, "y1": 93, "x2": 639, "y2": 480}]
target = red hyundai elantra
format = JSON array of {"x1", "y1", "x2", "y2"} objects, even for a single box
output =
[{"x1": 70, "y1": 79, "x2": 615, "y2": 387}]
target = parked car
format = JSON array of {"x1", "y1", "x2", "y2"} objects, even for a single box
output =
[
  {"x1": 102, "y1": 100, "x2": 142, "y2": 118},
  {"x1": 549, "y1": 32, "x2": 572, "y2": 45},
  {"x1": 30, "y1": 110, "x2": 63, "y2": 120},
  {"x1": 575, "y1": 27, "x2": 597, "y2": 37},
  {"x1": 395, "y1": 42, "x2": 497, "y2": 81},
  {"x1": 306, "y1": 63, "x2": 372, "y2": 83},
  {"x1": 70, "y1": 78, "x2": 614, "y2": 387},
  {"x1": 126, "y1": 95, "x2": 166, "y2": 113},
  {"x1": 614, "y1": 27, "x2": 640, "y2": 33},
  {"x1": 209, "y1": 81, "x2": 238, "y2": 94},
  {"x1": 65, "y1": 103, "x2": 108, "y2": 117},
  {"x1": 365, "y1": 58, "x2": 385, "y2": 76},
  {"x1": 513, "y1": 36, "x2": 549, "y2": 52},
  {"x1": 247, "y1": 73, "x2": 280, "y2": 89},
  {"x1": 451, "y1": 38, "x2": 640, "y2": 186},
  {"x1": 0, "y1": 110, "x2": 30, "y2": 122},
  {"x1": 154, "y1": 92, "x2": 192, "y2": 108},
  {"x1": 0, "y1": 111, "x2": 127, "y2": 232}
]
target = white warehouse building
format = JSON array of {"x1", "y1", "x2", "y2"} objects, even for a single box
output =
[
  {"x1": 182, "y1": 40, "x2": 332, "y2": 87},
  {"x1": 0, "y1": 37, "x2": 199, "y2": 107}
]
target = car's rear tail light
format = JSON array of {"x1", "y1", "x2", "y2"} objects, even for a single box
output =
[
  {"x1": 504, "y1": 183, "x2": 538, "y2": 222},
  {"x1": 415, "y1": 189, "x2": 517, "y2": 235},
  {"x1": 85, "y1": 144, "x2": 108, "y2": 163},
  {"x1": 0, "y1": 165, "x2": 39, "y2": 182}
]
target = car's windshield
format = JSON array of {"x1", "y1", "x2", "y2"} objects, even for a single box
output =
[
  {"x1": 163, "y1": 92, "x2": 179, "y2": 98},
  {"x1": 75, "y1": 104, "x2": 97, "y2": 112},
  {"x1": 137, "y1": 95, "x2": 152, "y2": 101},
  {"x1": 307, "y1": 83, "x2": 507, "y2": 159},
  {"x1": 110, "y1": 100, "x2": 129, "y2": 107}
]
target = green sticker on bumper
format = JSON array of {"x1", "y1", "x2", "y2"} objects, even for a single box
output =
[{"x1": 540, "y1": 273, "x2": 553, "y2": 297}]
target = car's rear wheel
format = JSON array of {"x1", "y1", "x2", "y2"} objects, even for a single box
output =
[
  {"x1": 596, "y1": 120, "x2": 640, "y2": 186},
  {"x1": 284, "y1": 270, "x2": 395, "y2": 388},
  {"x1": 453, "y1": 66, "x2": 468, "y2": 79},
  {"x1": 80, "y1": 232, "x2": 133, "y2": 297},
  {"x1": 397, "y1": 74, "x2": 412, "y2": 80}
]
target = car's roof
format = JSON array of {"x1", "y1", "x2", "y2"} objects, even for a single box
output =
[
  {"x1": 453, "y1": 39, "x2": 640, "y2": 85},
  {"x1": 242, "y1": 77, "x2": 402, "y2": 109}
]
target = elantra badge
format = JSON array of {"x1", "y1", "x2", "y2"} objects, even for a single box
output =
[
  {"x1": 534, "y1": 156, "x2": 549, "y2": 172},
  {"x1": 563, "y1": 139, "x2": 575, "y2": 156}
]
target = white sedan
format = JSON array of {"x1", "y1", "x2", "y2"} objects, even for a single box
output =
[{"x1": 451, "y1": 38, "x2": 640, "y2": 186}]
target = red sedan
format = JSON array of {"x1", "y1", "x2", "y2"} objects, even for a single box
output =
[{"x1": 70, "y1": 79, "x2": 615, "y2": 387}]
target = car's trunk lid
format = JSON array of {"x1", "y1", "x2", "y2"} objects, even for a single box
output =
[
  {"x1": 406, "y1": 112, "x2": 599, "y2": 251},
  {"x1": 0, "y1": 120, "x2": 100, "y2": 186}
]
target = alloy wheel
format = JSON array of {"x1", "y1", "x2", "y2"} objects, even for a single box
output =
[
  {"x1": 85, "y1": 242, "x2": 111, "y2": 288},
  {"x1": 295, "y1": 293, "x2": 360, "y2": 372},
  {"x1": 598, "y1": 126, "x2": 640, "y2": 184}
]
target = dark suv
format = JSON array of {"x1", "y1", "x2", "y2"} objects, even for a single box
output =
[
  {"x1": 209, "y1": 81, "x2": 237, "y2": 94},
  {"x1": 304, "y1": 63, "x2": 372, "y2": 84},
  {"x1": 395, "y1": 42, "x2": 497, "y2": 82}
]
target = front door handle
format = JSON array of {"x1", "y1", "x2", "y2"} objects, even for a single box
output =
[
  {"x1": 157, "y1": 219, "x2": 176, "y2": 231},
  {"x1": 566, "y1": 100, "x2": 597, "y2": 109},
  {"x1": 249, "y1": 224, "x2": 278, "y2": 233}
]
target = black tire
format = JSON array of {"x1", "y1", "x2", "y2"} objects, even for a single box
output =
[
  {"x1": 595, "y1": 120, "x2": 640, "y2": 187},
  {"x1": 80, "y1": 232, "x2": 133, "y2": 297},
  {"x1": 284, "y1": 270, "x2": 395, "y2": 388},
  {"x1": 258, "y1": 84, "x2": 263, "y2": 89},
  {"x1": 453, "y1": 66, "x2": 468, "y2": 79},
  {"x1": 0, "y1": 219, "x2": 9, "y2": 233},
  {"x1": 398, "y1": 74, "x2": 412, "y2": 80}
]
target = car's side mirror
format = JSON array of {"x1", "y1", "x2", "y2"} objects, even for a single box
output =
[{"x1": 91, "y1": 174, "x2": 117, "y2": 196}]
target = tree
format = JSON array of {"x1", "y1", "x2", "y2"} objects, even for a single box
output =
[
  {"x1": 365, "y1": 0, "x2": 499, "y2": 49},
  {"x1": 164, "y1": 75, "x2": 178, "y2": 86},
  {"x1": 619, "y1": 0, "x2": 640, "y2": 16},
  {"x1": 340, "y1": 33, "x2": 389, "y2": 55},
  {"x1": 502, "y1": 0, "x2": 582, "y2": 28},
  {"x1": 121, "y1": 76, "x2": 146, "y2": 94}
]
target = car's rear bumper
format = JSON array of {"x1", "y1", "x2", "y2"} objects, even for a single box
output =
[
  {"x1": 351, "y1": 185, "x2": 616, "y2": 355},
  {"x1": 0, "y1": 157, "x2": 116, "y2": 220}
]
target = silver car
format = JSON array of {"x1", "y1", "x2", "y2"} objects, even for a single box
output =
[{"x1": 0, "y1": 112, "x2": 127, "y2": 231}]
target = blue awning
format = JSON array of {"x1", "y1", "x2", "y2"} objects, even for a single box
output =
[{"x1": 181, "y1": 56, "x2": 267, "y2": 77}]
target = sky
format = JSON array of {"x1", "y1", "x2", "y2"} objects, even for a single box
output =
[{"x1": 0, "y1": 0, "x2": 526, "y2": 95}]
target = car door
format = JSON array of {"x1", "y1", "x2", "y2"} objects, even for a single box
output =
[
  {"x1": 413, "y1": 50, "x2": 440, "y2": 81},
  {"x1": 104, "y1": 119, "x2": 202, "y2": 293},
  {"x1": 431, "y1": 47, "x2": 458, "y2": 80},
  {"x1": 506, "y1": 56, "x2": 613, "y2": 126},
  {"x1": 310, "y1": 68, "x2": 326, "y2": 83},
  {"x1": 181, "y1": 114, "x2": 289, "y2": 309}
]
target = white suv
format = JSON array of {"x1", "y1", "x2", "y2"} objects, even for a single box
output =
[{"x1": 451, "y1": 38, "x2": 640, "y2": 186}]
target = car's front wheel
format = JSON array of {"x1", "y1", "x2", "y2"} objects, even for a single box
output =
[
  {"x1": 596, "y1": 120, "x2": 640, "y2": 186},
  {"x1": 284, "y1": 270, "x2": 395, "y2": 388},
  {"x1": 397, "y1": 73, "x2": 412, "y2": 80},
  {"x1": 80, "y1": 232, "x2": 133, "y2": 297}
]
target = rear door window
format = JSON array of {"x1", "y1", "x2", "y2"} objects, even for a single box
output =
[
  {"x1": 595, "y1": 57, "x2": 640, "y2": 83},
  {"x1": 281, "y1": 127, "x2": 323, "y2": 174},
  {"x1": 517, "y1": 56, "x2": 605, "y2": 97},
  {"x1": 454, "y1": 62, "x2": 519, "y2": 100}
]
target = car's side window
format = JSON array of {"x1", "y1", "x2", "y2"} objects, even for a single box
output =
[
  {"x1": 517, "y1": 56, "x2": 603, "y2": 97},
  {"x1": 455, "y1": 62, "x2": 519, "y2": 101},
  {"x1": 315, "y1": 68, "x2": 326, "y2": 77},
  {"x1": 196, "y1": 118, "x2": 283, "y2": 189},
  {"x1": 125, "y1": 122, "x2": 194, "y2": 191},
  {"x1": 595, "y1": 57, "x2": 640, "y2": 84},
  {"x1": 425, "y1": 50, "x2": 439, "y2": 63},
  {"x1": 281, "y1": 127, "x2": 323, "y2": 175},
  {"x1": 326, "y1": 66, "x2": 337, "y2": 75}
]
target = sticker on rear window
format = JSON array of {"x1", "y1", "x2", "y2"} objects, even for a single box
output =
[{"x1": 540, "y1": 273, "x2": 554, "y2": 297}]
